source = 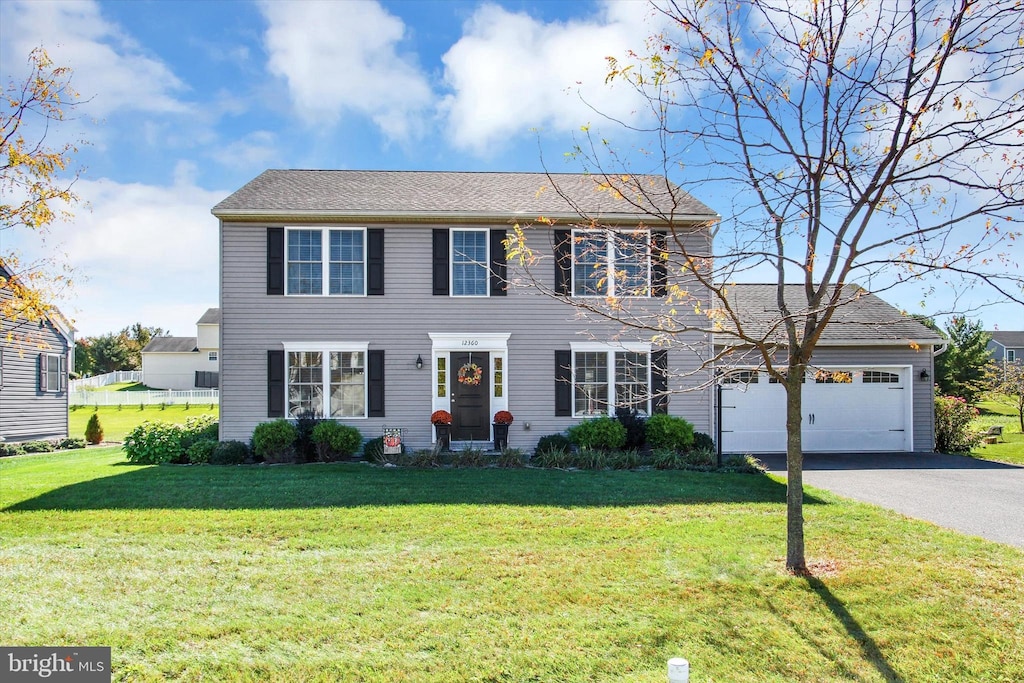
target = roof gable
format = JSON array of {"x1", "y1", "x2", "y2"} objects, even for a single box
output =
[{"x1": 987, "y1": 331, "x2": 1024, "y2": 348}]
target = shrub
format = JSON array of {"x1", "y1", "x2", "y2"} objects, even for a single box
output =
[
  {"x1": 85, "y1": 413, "x2": 104, "y2": 445},
  {"x1": 209, "y1": 440, "x2": 249, "y2": 466},
  {"x1": 0, "y1": 443, "x2": 26, "y2": 457},
  {"x1": 567, "y1": 416, "x2": 627, "y2": 451},
  {"x1": 573, "y1": 448, "x2": 609, "y2": 469},
  {"x1": 364, "y1": 436, "x2": 405, "y2": 464},
  {"x1": 252, "y1": 419, "x2": 298, "y2": 464},
  {"x1": 497, "y1": 448, "x2": 526, "y2": 468},
  {"x1": 652, "y1": 448, "x2": 685, "y2": 470},
  {"x1": 124, "y1": 421, "x2": 186, "y2": 464},
  {"x1": 615, "y1": 407, "x2": 647, "y2": 451},
  {"x1": 409, "y1": 449, "x2": 441, "y2": 468},
  {"x1": 690, "y1": 431, "x2": 715, "y2": 453},
  {"x1": 311, "y1": 421, "x2": 363, "y2": 462},
  {"x1": 293, "y1": 413, "x2": 321, "y2": 463},
  {"x1": 180, "y1": 415, "x2": 218, "y2": 451},
  {"x1": 531, "y1": 447, "x2": 575, "y2": 469},
  {"x1": 721, "y1": 454, "x2": 766, "y2": 474},
  {"x1": 535, "y1": 433, "x2": 572, "y2": 457},
  {"x1": 452, "y1": 447, "x2": 487, "y2": 468},
  {"x1": 935, "y1": 395, "x2": 983, "y2": 453},
  {"x1": 186, "y1": 439, "x2": 218, "y2": 465},
  {"x1": 645, "y1": 414, "x2": 695, "y2": 451},
  {"x1": 22, "y1": 440, "x2": 55, "y2": 453},
  {"x1": 683, "y1": 448, "x2": 716, "y2": 468},
  {"x1": 58, "y1": 437, "x2": 87, "y2": 451},
  {"x1": 607, "y1": 449, "x2": 642, "y2": 470}
]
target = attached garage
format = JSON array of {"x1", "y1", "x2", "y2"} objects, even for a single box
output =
[{"x1": 720, "y1": 366, "x2": 913, "y2": 453}]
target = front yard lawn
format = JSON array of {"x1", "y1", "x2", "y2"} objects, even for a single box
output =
[
  {"x1": 68, "y1": 404, "x2": 218, "y2": 442},
  {"x1": 2, "y1": 448, "x2": 1021, "y2": 681},
  {"x1": 971, "y1": 399, "x2": 1024, "y2": 466}
]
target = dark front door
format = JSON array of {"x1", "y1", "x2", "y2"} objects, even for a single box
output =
[{"x1": 450, "y1": 352, "x2": 490, "y2": 441}]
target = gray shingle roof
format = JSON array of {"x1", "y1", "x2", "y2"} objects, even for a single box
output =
[
  {"x1": 721, "y1": 284, "x2": 944, "y2": 345},
  {"x1": 988, "y1": 331, "x2": 1024, "y2": 347},
  {"x1": 196, "y1": 308, "x2": 220, "y2": 325},
  {"x1": 212, "y1": 170, "x2": 717, "y2": 221},
  {"x1": 142, "y1": 336, "x2": 198, "y2": 353}
]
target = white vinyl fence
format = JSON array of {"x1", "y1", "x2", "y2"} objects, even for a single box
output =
[
  {"x1": 69, "y1": 371, "x2": 143, "y2": 391},
  {"x1": 70, "y1": 389, "x2": 218, "y2": 406}
]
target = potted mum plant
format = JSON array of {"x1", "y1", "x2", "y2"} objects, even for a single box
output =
[
  {"x1": 492, "y1": 410, "x2": 513, "y2": 451},
  {"x1": 431, "y1": 410, "x2": 452, "y2": 451}
]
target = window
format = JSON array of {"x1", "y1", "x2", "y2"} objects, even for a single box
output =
[
  {"x1": 572, "y1": 348, "x2": 650, "y2": 417},
  {"x1": 208, "y1": 351, "x2": 218, "y2": 362},
  {"x1": 39, "y1": 353, "x2": 66, "y2": 393},
  {"x1": 286, "y1": 346, "x2": 367, "y2": 418},
  {"x1": 286, "y1": 228, "x2": 365, "y2": 295},
  {"x1": 724, "y1": 370, "x2": 760, "y2": 384},
  {"x1": 1008, "y1": 350, "x2": 1017, "y2": 362},
  {"x1": 863, "y1": 370, "x2": 900, "y2": 384},
  {"x1": 451, "y1": 229, "x2": 488, "y2": 296},
  {"x1": 572, "y1": 229, "x2": 650, "y2": 297}
]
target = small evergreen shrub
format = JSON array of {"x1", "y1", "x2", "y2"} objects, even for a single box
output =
[
  {"x1": 690, "y1": 431, "x2": 715, "y2": 453},
  {"x1": 293, "y1": 412, "x2": 321, "y2": 463},
  {"x1": 934, "y1": 395, "x2": 983, "y2": 453},
  {"x1": 567, "y1": 416, "x2": 627, "y2": 451},
  {"x1": 85, "y1": 413, "x2": 104, "y2": 445},
  {"x1": 645, "y1": 414, "x2": 695, "y2": 451},
  {"x1": 209, "y1": 440, "x2": 249, "y2": 465},
  {"x1": 22, "y1": 440, "x2": 56, "y2": 453},
  {"x1": 535, "y1": 433, "x2": 572, "y2": 457},
  {"x1": 124, "y1": 421, "x2": 186, "y2": 464},
  {"x1": 186, "y1": 439, "x2": 218, "y2": 465},
  {"x1": 652, "y1": 448, "x2": 685, "y2": 470},
  {"x1": 683, "y1": 448, "x2": 716, "y2": 468},
  {"x1": 607, "y1": 449, "x2": 642, "y2": 470},
  {"x1": 497, "y1": 448, "x2": 526, "y2": 468},
  {"x1": 252, "y1": 419, "x2": 298, "y2": 464},
  {"x1": 311, "y1": 421, "x2": 363, "y2": 462},
  {"x1": 0, "y1": 443, "x2": 27, "y2": 457},
  {"x1": 572, "y1": 448, "x2": 609, "y2": 469},
  {"x1": 58, "y1": 437, "x2": 87, "y2": 450},
  {"x1": 615, "y1": 407, "x2": 647, "y2": 451},
  {"x1": 531, "y1": 447, "x2": 574, "y2": 469}
]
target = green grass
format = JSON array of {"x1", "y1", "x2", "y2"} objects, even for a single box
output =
[
  {"x1": 1, "y1": 449, "x2": 1021, "y2": 682},
  {"x1": 68, "y1": 404, "x2": 218, "y2": 441},
  {"x1": 80, "y1": 381, "x2": 157, "y2": 392},
  {"x1": 971, "y1": 399, "x2": 1024, "y2": 466}
]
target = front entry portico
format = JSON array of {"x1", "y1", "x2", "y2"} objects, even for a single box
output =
[{"x1": 429, "y1": 332, "x2": 510, "y2": 446}]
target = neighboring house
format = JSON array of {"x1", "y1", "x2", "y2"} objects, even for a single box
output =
[
  {"x1": 211, "y1": 170, "x2": 942, "y2": 454},
  {"x1": 140, "y1": 308, "x2": 220, "y2": 390},
  {"x1": 0, "y1": 261, "x2": 74, "y2": 442},
  {"x1": 986, "y1": 331, "x2": 1024, "y2": 364}
]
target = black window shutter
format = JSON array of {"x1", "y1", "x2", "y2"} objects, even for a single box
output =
[
  {"x1": 554, "y1": 350, "x2": 572, "y2": 416},
  {"x1": 652, "y1": 349, "x2": 669, "y2": 414},
  {"x1": 432, "y1": 229, "x2": 449, "y2": 296},
  {"x1": 554, "y1": 230, "x2": 572, "y2": 296},
  {"x1": 489, "y1": 229, "x2": 507, "y2": 296},
  {"x1": 268, "y1": 350, "x2": 285, "y2": 417},
  {"x1": 267, "y1": 228, "x2": 285, "y2": 296},
  {"x1": 367, "y1": 228, "x2": 385, "y2": 295},
  {"x1": 652, "y1": 231, "x2": 668, "y2": 297},
  {"x1": 39, "y1": 354, "x2": 48, "y2": 392},
  {"x1": 368, "y1": 350, "x2": 385, "y2": 417}
]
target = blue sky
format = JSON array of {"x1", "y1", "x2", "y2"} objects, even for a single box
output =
[{"x1": 1, "y1": 0, "x2": 1019, "y2": 338}]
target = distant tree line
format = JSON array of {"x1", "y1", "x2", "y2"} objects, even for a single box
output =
[{"x1": 74, "y1": 323, "x2": 167, "y2": 376}]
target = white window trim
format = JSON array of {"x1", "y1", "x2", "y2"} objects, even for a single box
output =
[
  {"x1": 285, "y1": 226, "x2": 368, "y2": 297},
  {"x1": 569, "y1": 342, "x2": 652, "y2": 418},
  {"x1": 282, "y1": 342, "x2": 370, "y2": 419},
  {"x1": 450, "y1": 228, "x2": 490, "y2": 298},
  {"x1": 570, "y1": 228, "x2": 652, "y2": 299}
]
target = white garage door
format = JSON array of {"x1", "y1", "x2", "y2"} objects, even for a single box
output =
[{"x1": 720, "y1": 367, "x2": 911, "y2": 453}]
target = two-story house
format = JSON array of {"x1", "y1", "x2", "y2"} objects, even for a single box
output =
[
  {"x1": 987, "y1": 331, "x2": 1024, "y2": 365},
  {"x1": 212, "y1": 170, "x2": 941, "y2": 454}
]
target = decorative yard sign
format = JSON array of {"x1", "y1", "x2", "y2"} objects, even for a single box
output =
[{"x1": 382, "y1": 427, "x2": 402, "y2": 455}]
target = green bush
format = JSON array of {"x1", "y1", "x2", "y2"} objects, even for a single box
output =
[
  {"x1": 535, "y1": 433, "x2": 571, "y2": 457},
  {"x1": 721, "y1": 454, "x2": 766, "y2": 474},
  {"x1": 566, "y1": 416, "x2": 627, "y2": 451},
  {"x1": 496, "y1": 448, "x2": 526, "y2": 468},
  {"x1": 124, "y1": 421, "x2": 186, "y2": 464},
  {"x1": 58, "y1": 437, "x2": 87, "y2": 450},
  {"x1": 683, "y1": 448, "x2": 716, "y2": 468},
  {"x1": 293, "y1": 413, "x2": 321, "y2": 463},
  {"x1": 531, "y1": 447, "x2": 575, "y2": 469},
  {"x1": 572, "y1": 448, "x2": 609, "y2": 469},
  {"x1": 209, "y1": 440, "x2": 249, "y2": 466},
  {"x1": 311, "y1": 421, "x2": 363, "y2": 462},
  {"x1": 186, "y1": 439, "x2": 218, "y2": 465},
  {"x1": 0, "y1": 443, "x2": 27, "y2": 457},
  {"x1": 652, "y1": 448, "x2": 685, "y2": 470},
  {"x1": 690, "y1": 431, "x2": 715, "y2": 453},
  {"x1": 607, "y1": 449, "x2": 642, "y2": 470},
  {"x1": 409, "y1": 449, "x2": 441, "y2": 468},
  {"x1": 252, "y1": 419, "x2": 298, "y2": 464},
  {"x1": 615, "y1": 408, "x2": 647, "y2": 451},
  {"x1": 645, "y1": 414, "x2": 695, "y2": 451},
  {"x1": 180, "y1": 415, "x2": 218, "y2": 454},
  {"x1": 452, "y1": 447, "x2": 487, "y2": 468},
  {"x1": 935, "y1": 395, "x2": 983, "y2": 453},
  {"x1": 85, "y1": 413, "x2": 104, "y2": 445},
  {"x1": 21, "y1": 440, "x2": 55, "y2": 453}
]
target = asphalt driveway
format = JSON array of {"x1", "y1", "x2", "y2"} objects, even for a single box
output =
[{"x1": 758, "y1": 452, "x2": 1024, "y2": 549}]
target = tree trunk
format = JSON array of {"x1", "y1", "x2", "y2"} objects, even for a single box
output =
[{"x1": 785, "y1": 368, "x2": 807, "y2": 573}]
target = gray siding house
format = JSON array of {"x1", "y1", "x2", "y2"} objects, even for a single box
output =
[
  {"x1": 0, "y1": 261, "x2": 74, "y2": 443},
  {"x1": 987, "y1": 331, "x2": 1024, "y2": 364},
  {"x1": 213, "y1": 170, "x2": 942, "y2": 454}
]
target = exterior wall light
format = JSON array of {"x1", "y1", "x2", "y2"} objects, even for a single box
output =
[{"x1": 416, "y1": 355, "x2": 424, "y2": 370}]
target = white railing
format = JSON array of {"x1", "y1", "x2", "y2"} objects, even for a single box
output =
[
  {"x1": 69, "y1": 371, "x2": 143, "y2": 391},
  {"x1": 69, "y1": 389, "x2": 219, "y2": 406}
]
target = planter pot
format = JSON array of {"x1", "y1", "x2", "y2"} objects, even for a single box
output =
[
  {"x1": 434, "y1": 423, "x2": 451, "y2": 451},
  {"x1": 492, "y1": 423, "x2": 510, "y2": 451}
]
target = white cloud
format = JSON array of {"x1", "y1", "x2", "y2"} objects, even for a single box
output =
[
  {"x1": 259, "y1": 0, "x2": 434, "y2": 140},
  {"x1": 440, "y1": 1, "x2": 661, "y2": 155},
  {"x1": 211, "y1": 131, "x2": 281, "y2": 171},
  {"x1": 0, "y1": 0, "x2": 190, "y2": 118}
]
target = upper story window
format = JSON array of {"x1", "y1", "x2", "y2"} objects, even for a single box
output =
[
  {"x1": 451, "y1": 229, "x2": 489, "y2": 296},
  {"x1": 287, "y1": 228, "x2": 365, "y2": 296},
  {"x1": 572, "y1": 229, "x2": 650, "y2": 297},
  {"x1": 208, "y1": 351, "x2": 218, "y2": 362},
  {"x1": 38, "y1": 353, "x2": 66, "y2": 393}
]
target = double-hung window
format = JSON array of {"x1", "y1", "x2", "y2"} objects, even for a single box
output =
[
  {"x1": 572, "y1": 346, "x2": 651, "y2": 417},
  {"x1": 572, "y1": 229, "x2": 651, "y2": 297},
  {"x1": 38, "y1": 353, "x2": 66, "y2": 392},
  {"x1": 287, "y1": 228, "x2": 365, "y2": 295},
  {"x1": 451, "y1": 229, "x2": 489, "y2": 296},
  {"x1": 286, "y1": 344, "x2": 368, "y2": 418}
]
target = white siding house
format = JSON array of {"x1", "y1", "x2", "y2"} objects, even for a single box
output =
[{"x1": 141, "y1": 308, "x2": 219, "y2": 390}]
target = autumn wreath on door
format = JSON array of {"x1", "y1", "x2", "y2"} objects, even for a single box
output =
[{"x1": 457, "y1": 362, "x2": 483, "y2": 385}]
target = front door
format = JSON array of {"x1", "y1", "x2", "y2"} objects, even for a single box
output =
[{"x1": 450, "y1": 352, "x2": 490, "y2": 441}]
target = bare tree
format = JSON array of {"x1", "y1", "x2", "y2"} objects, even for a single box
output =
[{"x1": 509, "y1": 0, "x2": 1024, "y2": 572}]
